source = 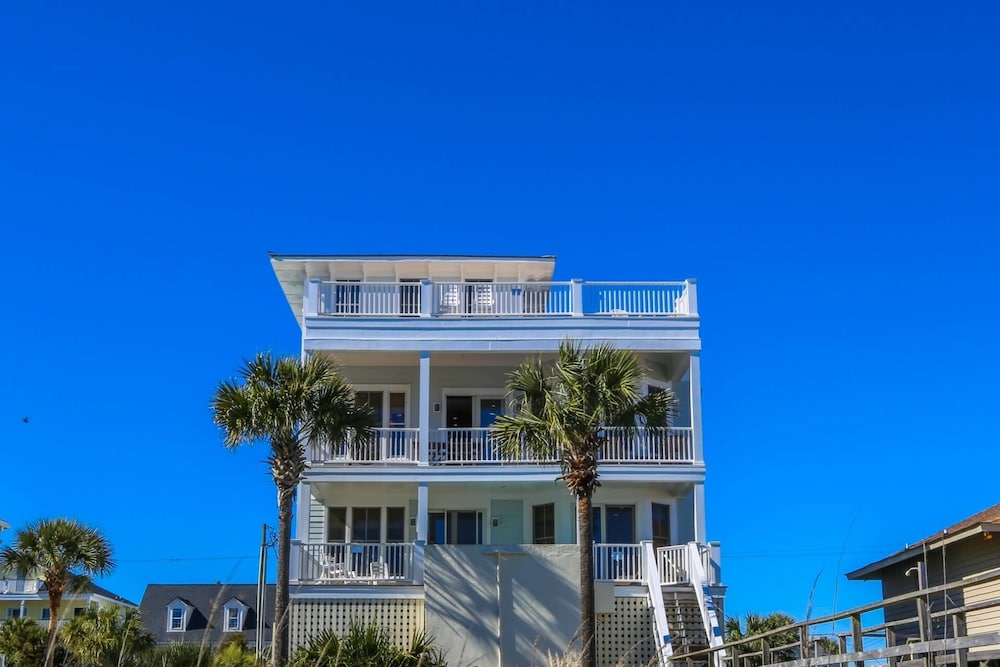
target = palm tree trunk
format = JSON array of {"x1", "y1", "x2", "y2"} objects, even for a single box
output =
[
  {"x1": 272, "y1": 485, "x2": 294, "y2": 667},
  {"x1": 578, "y1": 493, "x2": 596, "y2": 667},
  {"x1": 44, "y1": 592, "x2": 61, "y2": 667}
]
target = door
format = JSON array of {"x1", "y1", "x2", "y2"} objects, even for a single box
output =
[{"x1": 428, "y1": 511, "x2": 483, "y2": 545}]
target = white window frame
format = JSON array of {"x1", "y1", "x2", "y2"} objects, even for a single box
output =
[
  {"x1": 167, "y1": 603, "x2": 188, "y2": 632},
  {"x1": 223, "y1": 600, "x2": 245, "y2": 632},
  {"x1": 353, "y1": 385, "x2": 411, "y2": 428},
  {"x1": 440, "y1": 387, "x2": 508, "y2": 428}
]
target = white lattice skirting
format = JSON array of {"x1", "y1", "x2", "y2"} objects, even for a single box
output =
[
  {"x1": 289, "y1": 598, "x2": 425, "y2": 650},
  {"x1": 597, "y1": 595, "x2": 655, "y2": 667}
]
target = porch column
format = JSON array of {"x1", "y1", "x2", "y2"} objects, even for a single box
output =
[
  {"x1": 418, "y1": 351, "x2": 430, "y2": 465},
  {"x1": 414, "y1": 482, "x2": 429, "y2": 584},
  {"x1": 295, "y1": 481, "x2": 311, "y2": 541},
  {"x1": 689, "y1": 351, "x2": 704, "y2": 462},
  {"x1": 693, "y1": 482, "x2": 706, "y2": 544}
]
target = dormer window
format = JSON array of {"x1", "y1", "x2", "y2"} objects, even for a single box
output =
[
  {"x1": 166, "y1": 598, "x2": 191, "y2": 632},
  {"x1": 222, "y1": 598, "x2": 247, "y2": 632}
]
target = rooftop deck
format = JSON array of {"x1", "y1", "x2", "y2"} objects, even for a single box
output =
[{"x1": 306, "y1": 279, "x2": 697, "y2": 319}]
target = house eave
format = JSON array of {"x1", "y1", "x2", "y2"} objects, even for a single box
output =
[{"x1": 847, "y1": 523, "x2": 1000, "y2": 580}]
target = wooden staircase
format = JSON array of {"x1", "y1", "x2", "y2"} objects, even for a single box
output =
[{"x1": 661, "y1": 588, "x2": 711, "y2": 657}]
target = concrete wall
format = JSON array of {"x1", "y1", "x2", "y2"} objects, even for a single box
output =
[{"x1": 424, "y1": 544, "x2": 581, "y2": 667}]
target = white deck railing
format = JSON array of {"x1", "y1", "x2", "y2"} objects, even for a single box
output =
[
  {"x1": 309, "y1": 428, "x2": 420, "y2": 464},
  {"x1": 657, "y1": 544, "x2": 713, "y2": 585},
  {"x1": 593, "y1": 544, "x2": 645, "y2": 582},
  {"x1": 1, "y1": 579, "x2": 40, "y2": 594},
  {"x1": 433, "y1": 282, "x2": 573, "y2": 316},
  {"x1": 314, "y1": 280, "x2": 695, "y2": 317},
  {"x1": 602, "y1": 427, "x2": 695, "y2": 463},
  {"x1": 309, "y1": 427, "x2": 695, "y2": 466},
  {"x1": 427, "y1": 427, "x2": 694, "y2": 465},
  {"x1": 318, "y1": 282, "x2": 422, "y2": 316},
  {"x1": 294, "y1": 542, "x2": 414, "y2": 583}
]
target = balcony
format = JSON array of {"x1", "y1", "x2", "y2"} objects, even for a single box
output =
[
  {"x1": 292, "y1": 541, "x2": 718, "y2": 587},
  {"x1": 312, "y1": 280, "x2": 696, "y2": 318},
  {"x1": 293, "y1": 542, "x2": 415, "y2": 584},
  {"x1": 1, "y1": 579, "x2": 41, "y2": 594},
  {"x1": 307, "y1": 427, "x2": 696, "y2": 466}
]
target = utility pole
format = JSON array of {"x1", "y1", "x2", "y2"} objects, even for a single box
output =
[{"x1": 256, "y1": 524, "x2": 270, "y2": 663}]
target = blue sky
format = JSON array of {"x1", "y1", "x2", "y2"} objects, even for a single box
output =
[{"x1": 2, "y1": 0, "x2": 998, "y2": 625}]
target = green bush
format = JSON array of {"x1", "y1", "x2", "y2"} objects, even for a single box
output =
[
  {"x1": 0, "y1": 616, "x2": 53, "y2": 667},
  {"x1": 289, "y1": 620, "x2": 446, "y2": 667}
]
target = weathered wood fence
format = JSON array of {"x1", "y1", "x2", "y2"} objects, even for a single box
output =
[{"x1": 674, "y1": 569, "x2": 1000, "y2": 667}]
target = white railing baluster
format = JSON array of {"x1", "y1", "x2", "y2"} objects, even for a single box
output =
[{"x1": 296, "y1": 542, "x2": 415, "y2": 583}]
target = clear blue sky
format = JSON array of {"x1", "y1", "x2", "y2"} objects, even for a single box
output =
[{"x1": 2, "y1": 0, "x2": 998, "y2": 625}]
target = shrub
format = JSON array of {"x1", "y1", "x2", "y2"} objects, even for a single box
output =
[{"x1": 289, "y1": 620, "x2": 446, "y2": 667}]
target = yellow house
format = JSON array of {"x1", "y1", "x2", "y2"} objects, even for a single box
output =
[{"x1": 1, "y1": 576, "x2": 137, "y2": 625}]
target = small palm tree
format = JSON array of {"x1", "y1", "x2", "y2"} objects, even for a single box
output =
[
  {"x1": 0, "y1": 518, "x2": 115, "y2": 667},
  {"x1": 492, "y1": 340, "x2": 677, "y2": 667},
  {"x1": 725, "y1": 612, "x2": 799, "y2": 666},
  {"x1": 211, "y1": 352, "x2": 373, "y2": 667}
]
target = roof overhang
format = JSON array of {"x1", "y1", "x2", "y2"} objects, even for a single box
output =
[{"x1": 847, "y1": 522, "x2": 1000, "y2": 580}]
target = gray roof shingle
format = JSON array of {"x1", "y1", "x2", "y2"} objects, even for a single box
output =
[{"x1": 139, "y1": 584, "x2": 275, "y2": 647}]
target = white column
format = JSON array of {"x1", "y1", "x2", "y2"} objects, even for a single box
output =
[
  {"x1": 418, "y1": 351, "x2": 430, "y2": 465},
  {"x1": 693, "y1": 482, "x2": 706, "y2": 544},
  {"x1": 684, "y1": 278, "x2": 698, "y2": 316},
  {"x1": 571, "y1": 279, "x2": 584, "y2": 316},
  {"x1": 303, "y1": 279, "x2": 320, "y2": 317},
  {"x1": 689, "y1": 351, "x2": 704, "y2": 462},
  {"x1": 414, "y1": 482, "x2": 429, "y2": 584},
  {"x1": 295, "y1": 482, "x2": 311, "y2": 541}
]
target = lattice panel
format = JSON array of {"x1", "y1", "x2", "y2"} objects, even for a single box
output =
[
  {"x1": 290, "y1": 598, "x2": 424, "y2": 650},
  {"x1": 596, "y1": 595, "x2": 655, "y2": 667}
]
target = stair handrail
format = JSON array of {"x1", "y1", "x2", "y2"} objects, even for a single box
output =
[
  {"x1": 642, "y1": 540, "x2": 675, "y2": 667},
  {"x1": 687, "y1": 541, "x2": 725, "y2": 667}
]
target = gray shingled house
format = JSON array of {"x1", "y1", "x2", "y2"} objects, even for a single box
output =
[{"x1": 139, "y1": 584, "x2": 275, "y2": 649}]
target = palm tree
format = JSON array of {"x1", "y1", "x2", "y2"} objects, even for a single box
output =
[
  {"x1": 0, "y1": 518, "x2": 115, "y2": 667},
  {"x1": 725, "y1": 612, "x2": 799, "y2": 666},
  {"x1": 492, "y1": 340, "x2": 677, "y2": 667},
  {"x1": 211, "y1": 352, "x2": 373, "y2": 667}
]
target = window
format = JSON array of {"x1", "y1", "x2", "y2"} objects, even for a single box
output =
[
  {"x1": 327, "y1": 507, "x2": 347, "y2": 542},
  {"x1": 168, "y1": 606, "x2": 185, "y2": 631},
  {"x1": 225, "y1": 606, "x2": 242, "y2": 631},
  {"x1": 652, "y1": 503, "x2": 671, "y2": 550},
  {"x1": 41, "y1": 608, "x2": 50, "y2": 621},
  {"x1": 73, "y1": 607, "x2": 86, "y2": 618},
  {"x1": 352, "y1": 507, "x2": 382, "y2": 543},
  {"x1": 6, "y1": 608, "x2": 22, "y2": 619},
  {"x1": 533, "y1": 503, "x2": 555, "y2": 544},
  {"x1": 386, "y1": 507, "x2": 406, "y2": 543}
]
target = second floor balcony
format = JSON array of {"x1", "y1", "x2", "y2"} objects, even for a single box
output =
[{"x1": 308, "y1": 426, "x2": 696, "y2": 467}]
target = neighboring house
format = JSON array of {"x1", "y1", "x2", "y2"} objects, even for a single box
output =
[
  {"x1": 270, "y1": 253, "x2": 724, "y2": 667},
  {"x1": 0, "y1": 576, "x2": 136, "y2": 624},
  {"x1": 138, "y1": 584, "x2": 275, "y2": 649},
  {"x1": 847, "y1": 502, "x2": 1000, "y2": 660}
]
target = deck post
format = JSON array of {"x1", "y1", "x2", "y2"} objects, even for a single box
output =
[
  {"x1": 761, "y1": 638, "x2": 771, "y2": 666},
  {"x1": 420, "y1": 280, "x2": 433, "y2": 317},
  {"x1": 851, "y1": 614, "x2": 864, "y2": 667},
  {"x1": 800, "y1": 625, "x2": 810, "y2": 660},
  {"x1": 571, "y1": 279, "x2": 584, "y2": 316},
  {"x1": 418, "y1": 351, "x2": 430, "y2": 465},
  {"x1": 953, "y1": 611, "x2": 968, "y2": 667},
  {"x1": 413, "y1": 482, "x2": 429, "y2": 584}
]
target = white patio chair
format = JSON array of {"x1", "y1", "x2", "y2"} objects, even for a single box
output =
[{"x1": 369, "y1": 559, "x2": 388, "y2": 584}]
